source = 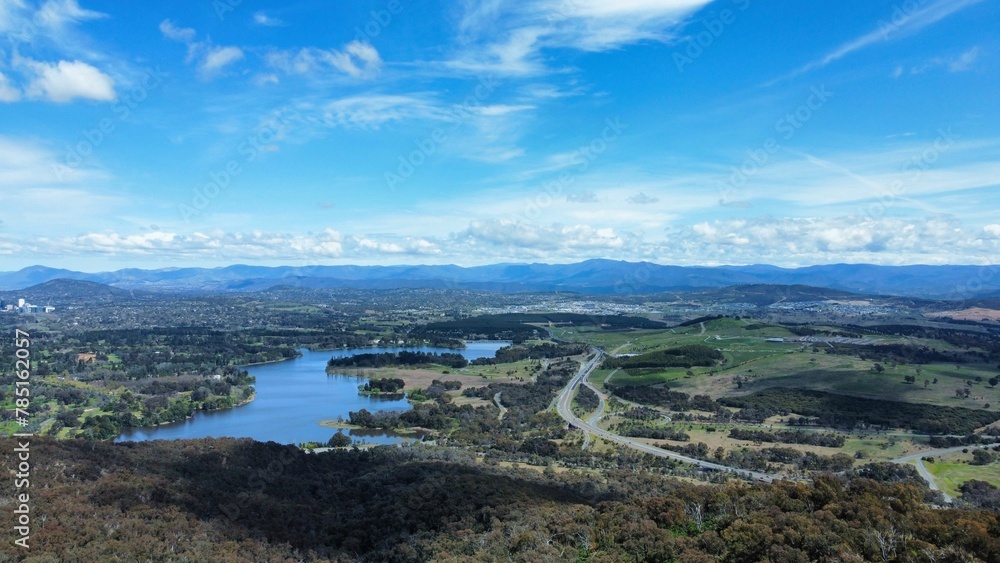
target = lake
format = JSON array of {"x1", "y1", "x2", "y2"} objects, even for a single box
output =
[{"x1": 116, "y1": 341, "x2": 509, "y2": 445}]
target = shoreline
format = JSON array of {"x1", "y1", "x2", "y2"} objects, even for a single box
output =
[{"x1": 114, "y1": 389, "x2": 257, "y2": 439}]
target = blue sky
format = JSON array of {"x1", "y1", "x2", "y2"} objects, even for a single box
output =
[{"x1": 1, "y1": 0, "x2": 998, "y2": 271}]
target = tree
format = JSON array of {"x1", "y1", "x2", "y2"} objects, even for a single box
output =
[
  {"x1": 904, "y1": 375, "x2": 916, "y2": 384},
  {"x1": 924, "y1": 380, "x2": 930, "y2": 389},
  {"x1": 873, "y1": 363, "x2": 885, "y2": 374},
  {"x1": 989, "y1": 377, "x2": 998, "y2": 388},
  {"x1": 972, "y1": 449, "x2": 996, "y2": 466},
  {"x1": 327, "y1": 431, "x2": 352, "y2": 448}
]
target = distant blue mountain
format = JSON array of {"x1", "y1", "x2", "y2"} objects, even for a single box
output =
[{"x1": 0, "y1": 260, "x2": 997, "y2": 298}]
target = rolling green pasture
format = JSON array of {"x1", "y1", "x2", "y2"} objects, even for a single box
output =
[{"x1": 559, "y1": 317, "x2": 1000, "y2": 411}]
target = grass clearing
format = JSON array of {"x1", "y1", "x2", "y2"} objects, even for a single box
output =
[{"x1": 926, "y1": 453, "x2": 1000, "y2": 498}]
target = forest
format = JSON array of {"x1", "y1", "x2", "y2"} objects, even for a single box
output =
[
  {"x1": 601, "y1": 344, "x2": 725, "y2": 370},
  {"x1": 2, "y1": 436, "x2": 999, "y2": 562},
  {"x1": 471, "y1": 342, "x2": 588, "y2": 365},
  {"x1": 327, "y1": 351, "x2": 470, "y2": 369},
  {"x1": 719, "y1": 388, "x2": 1000, "y2": 434},
  {"x1": 414, "y1": 313, "x2": 665, "y2": 343}
]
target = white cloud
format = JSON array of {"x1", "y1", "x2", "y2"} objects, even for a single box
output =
[
  {"x1": 2, "y1": 212, "x2": 999, "y2": 267},
  {"x1": 253, "y1": 11, "x2": 285, "y2": 27},
  {"x1": 159, "y1": 19, "x2": 196, "y2": 42},
  {"x1": 675, "y1": 215, "x2": 1000, "y2": 265},
  {"x1": 31, "y1": 229, "x2": 347, "y2": 259},
  {"x1": 0, "y1": 72, "x2": 20, "y2": 102},
  {"x1": 460, "y1": 220, "x2": 631, "y2": 251},
  {"x1": 200, "y1": 46, "x2": 244, "y2": 77},
  {"x1": 23, "y1": 59, "x2": 115, "y2": 102},
  {"x1": 354, "y1": 236, "x2": 440, "y2": 255}
]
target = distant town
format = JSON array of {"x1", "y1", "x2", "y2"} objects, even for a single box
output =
[{"x1": 1, "y1": 298, "x2": 55, "y2": 314}]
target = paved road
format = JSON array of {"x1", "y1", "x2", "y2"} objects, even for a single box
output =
[
  {"x1": 599, "y1": 368, "x2": 671, "y2": 420},
  {"x1": 579, "y1": 377, "x2": 608, "y2": 450},
  {"x1": 555, "y1": 349, "x2": 777, "y2": 482},
  {"x1": 892, "y1": 443, "x2": 1000, "y2": 503}
]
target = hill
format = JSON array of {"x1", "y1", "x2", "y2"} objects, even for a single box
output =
[
  {"x1": 0, "y1": 279, "x2": 143, "y2": 304},
  {"x1": 1, "y1": 437, "x2": 997, "y2": 561},
  {"x1": 1, "y1": 260, "x2": 998, "y2": 297}
]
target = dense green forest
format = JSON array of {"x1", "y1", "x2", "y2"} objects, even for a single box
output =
[
  {"x1": 471, "y1": 342, "x2": 588, "y2": 365},
  {"x1": 2, "y1": 437, "x2": 999, "y2": 561},
  {"x1": 327, "y1": 350, "x2": 470, "y2": 369},
  {"x1": 414, "y1": 313, "x2": 664, "y2": 343},
  {"x1": 602, "y1": 344, "x2": 725, "y2": 370},
  {"x1": 720, "y1": 388, "x2": 1000, "y2": 434}
]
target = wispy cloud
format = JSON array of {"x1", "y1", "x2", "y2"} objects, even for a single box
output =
[
  {"x1": 200, "y1": 46, "x2": 244, "y2": 78},
  {"x1": 159, "y1": 19, "x2": 244, "y2": 80},
  {"x1": 627, "y1": 192, "x2": 659, "y2": 204},
  {"x1": 158, "y1": 19, "x2": 195, "y2": 42},
  {"x1": 35, "y1": 0, "x2": 106, "y2": 29},
  {"x1": 0, "y1": 72, "x2": 21, "y2": 102},
  {"x1": 767, "y1": 0, "x2": 983, "y2": 85},
  {"x1": 440, "y1": 0, "x2": 712, "y2": 76},
  {"x1": 893, "y1": 46, "x2": 981, "y2": 77},
  {"x1": 266, "y1": 41, "x2": 382, "y2": 80}
]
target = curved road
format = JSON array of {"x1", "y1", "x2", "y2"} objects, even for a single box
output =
[
  {"x1": 494, "y1": 392, "x2": 508, "y2": 421},
  {"x1": 555, "y1": 349, "x2": 778, "y2": 482},
  {"x1": 892, "y1": 443, "x2": 1000, "y2": 503}
]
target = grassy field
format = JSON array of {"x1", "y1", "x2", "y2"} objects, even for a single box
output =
[
  {"x1": 585, "y1": 327, "x2": 1000, "y2": 411},
  {"x1": 455, "y1": 359, "x2": 539, "y2": 379},
  {"x1": 926, "y1": 452, "x2": 1000, "y2": 498}
]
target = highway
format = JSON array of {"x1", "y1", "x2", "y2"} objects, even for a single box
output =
[
  {"x1": 554, "y1": 349, "x2": 778, "y2": 482},
  {"x1": 580, "y1": 376, "x2": 607, "y2": 450},
  {"x1": 556, "y1": 347, "x2": 996, "y2": 489}
]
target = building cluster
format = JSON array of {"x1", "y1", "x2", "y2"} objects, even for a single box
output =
[
  {"x1": 476, "y1": 299, "x2": 658, "y2": 316},
  {"x1": 0, "y1": 298, "x2": 56, "y2": 314}
]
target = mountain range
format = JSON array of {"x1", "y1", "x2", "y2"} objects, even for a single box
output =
[{"x1": 1, "y1": 260, "x2": 998, "y2": 298}]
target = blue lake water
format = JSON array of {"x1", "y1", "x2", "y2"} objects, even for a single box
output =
[{"x1": 116, "y1": 341, "x2": 509, "y2": 445}]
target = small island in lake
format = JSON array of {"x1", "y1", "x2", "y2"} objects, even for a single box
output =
[{"x1": 358, "y1": 377, "x2": 406, "y2": 397}]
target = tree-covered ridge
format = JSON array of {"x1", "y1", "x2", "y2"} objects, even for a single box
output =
[
  {"x1": 414, "y1": 313, "x2": 664, "y2": 342},
  {"x1": 327, "y1": 350, "x2": 470, "y2": 369},
  {"x1": 602, "y1": 344, "x2": 725, "y2": 370},
  {"x1": 720, "y1": 388, "x2": 1000, "y2": 434},
  {"x1": 471, "y1": 342, "x2": 589, "y2": 365},
  {"x1": 2, "y1": 437, "x2": 999, "y2": 561}
]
